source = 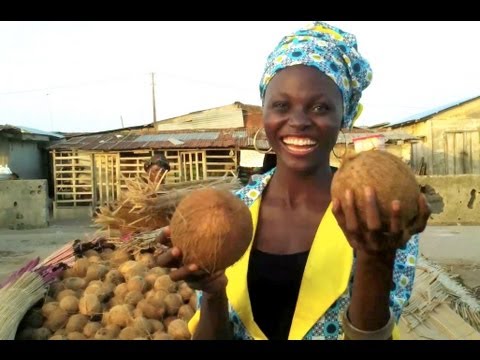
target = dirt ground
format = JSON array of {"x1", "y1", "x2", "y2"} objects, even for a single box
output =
[
  {"x1": 0, "y1": 222, "x2": 479, "y2": 296},
  {"x1": 418, "y1": 225, "x2": 480, "y2": 292},
  {"x1": 0, "y1": 219, "x2": 96, "y2": 282}
]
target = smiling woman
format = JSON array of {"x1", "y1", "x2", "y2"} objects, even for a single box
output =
[
  {"x1": 262, "y1": 65, "x2": 343, "y2": 173},
  {"x1": 155, "y1": 21, "x2": 431, "y2": 341}
]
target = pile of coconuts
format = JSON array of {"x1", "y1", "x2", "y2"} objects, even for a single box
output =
[
  {"x1": 331, "y1": 149, "x2": 422, "y2": 246},
  {"x1": 16, "y1": 248, "x2": 196, "y2": 340},
  {"x1": 16, "y1": 187, "x2": 254, "y2": 340}
]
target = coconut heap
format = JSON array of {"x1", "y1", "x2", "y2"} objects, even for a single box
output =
[{"x1": 9, "y1": 174, "x2": 246, "y2": 340}]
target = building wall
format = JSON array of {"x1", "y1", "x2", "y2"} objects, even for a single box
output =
[
  {"x1": 155, "y1": 104, "x2": 245, "y2": 131},
  {"x1": 8, "y1": 140, "x2": 44, "y2": 179},
  {"x1": 417, "y1": 175, "x2": 480, "y2": 224},
  {"x1": 329, "y1": 143, "x2": 411, "y2": 169},
  {"x1": 0, "y1": 135, "x2": 46, "y2": 179},
  {"x1": 244, "y1": 112, "x2": 263, "y2": 129},
  {"x1": 0, "y1": 180, "x2": 49, "y2": 229},
  {"x1": 52, "y1": 148, "x2": 239, "y2": 209},
  {"x1": 393, "y1": 98, "x2": 480, "y2": 175},
  {"x1": 0, "y1": 139, "x2": 8, "y2": 167},
  {"x1": 53, "y1": 205, "x2": 92, "y2": 221}
]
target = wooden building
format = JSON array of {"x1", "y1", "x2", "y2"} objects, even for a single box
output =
[
  {"x1": 48, "y1": 103, "x2": 268, "y2": 218},
  {"x1": 371, "y1": 95, "x2": 480, "y2": 175}
]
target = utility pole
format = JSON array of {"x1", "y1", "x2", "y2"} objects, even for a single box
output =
[
  {"x1": 46, "y1": 93, "x2": 54, "y2": 131},
  {"x1": 151, "y1": 72, "x2": 157, "y2": 126},
  {"x1": 120, "y1": 115, "x2": 125, "y2": 128}
]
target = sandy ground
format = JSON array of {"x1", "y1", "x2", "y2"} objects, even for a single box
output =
[
  {"x1": 0, "y1": 219, "x2": 96, "y2": 282},
  {"x1": 0, "y1": 222, "x2": 479, "y2": 293},
  {"x1": 419, "y1": 225, "x2": 480, "y2": 292}
]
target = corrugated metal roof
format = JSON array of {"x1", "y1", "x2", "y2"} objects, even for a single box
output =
[
  {"x1": 49, "y1": 127, "x2": 418, "y2": 152},
  {"x1": 384, "y1": 95, "x2": 480, "y2": 129},
  {"x1": 0, "y1": 124, "x2": 64, "y2": 139},
  {"x1": 338, "y1": 132, "x2": 420, "y2": 144}
]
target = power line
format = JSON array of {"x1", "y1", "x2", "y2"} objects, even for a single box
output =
[{"x1": 0, "y1": 73, "x2": 151, "y2": 96}]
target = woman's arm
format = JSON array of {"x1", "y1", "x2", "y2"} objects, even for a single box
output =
[
  {"x1": 348, "y1": 250, "x2": 395, "y2": 332},
  {"x1": 332, "y1": 187, "x2": 430, "y2": 339},
  {"x1": 192, "y1": 289, "x2": 233, "y2": 340}
]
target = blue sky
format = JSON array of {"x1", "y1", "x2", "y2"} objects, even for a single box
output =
[{"x1": 0, "y1": 21, "x2": 478, "y2": 133}]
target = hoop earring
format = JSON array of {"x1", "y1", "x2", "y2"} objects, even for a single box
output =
[
  {"x1": 253, "y1": 128, "x2": 272, "y2": 154},
  {"x1": 332, "y1": 129, "x2": 348, "y2": 159}
]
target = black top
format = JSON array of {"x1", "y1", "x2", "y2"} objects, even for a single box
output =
[{"x1": 247, "y1": 248, "x2": 310, "y2": 340}]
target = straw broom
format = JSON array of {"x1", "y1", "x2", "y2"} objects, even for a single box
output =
[
  {"x1": 0, "y1": 243, "x2": 78, "y2": 340},
  {"x1": 0, "y1": 271, "x2": 48, "y2": 340}
]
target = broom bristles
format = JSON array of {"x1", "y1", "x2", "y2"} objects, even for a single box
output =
[{"x1": 94, "y1": 175, "x2": 242, "y2": 236}]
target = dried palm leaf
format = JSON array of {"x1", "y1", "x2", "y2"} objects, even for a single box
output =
[
  {"x1": 403, "y1": 255, "x2": 480, "y2": 333},
  {"x1": 94, "y1": 174, "x2": 242, "y2": 239}
]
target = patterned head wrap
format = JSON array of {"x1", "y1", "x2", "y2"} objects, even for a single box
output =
[{"x1": 259, "y1": 21, "x2": 373, "y2": 129}]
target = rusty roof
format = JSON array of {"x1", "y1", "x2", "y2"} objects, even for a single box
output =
[
  {"x1": 48, "y1": 127, "x2": 271, "y2": 151},
  {"x1": 49, "y1": 126, "x2": 418, "y2": 152}
]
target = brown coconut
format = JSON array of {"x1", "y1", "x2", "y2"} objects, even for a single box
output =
[
  {"x1": 65, "y1": 314, "x2": 89, "y2": 333},
  {"x1": 177, "y1": 304, "x2": 195, "y2": 322},
  {"x1": 167, "y1": 319, "x2": 191, "y2": 340},
  {"x1": 59, "y1": 295, "x2": 79, "y2": 314},
  {"x1": 67, "y1": 332, "x2": 87, "y2": 340},
  {"x1": 83, "y1": 321, "x2": 102, "y2": 338},
  {"x1": 78, "y1": 294, "x2": 102, "y2": 316},
  {"x1": 331, "y1": 150, "x2": 420, "y2": 236},
  {"x1": 178, "y1": 282, "x2": 194, "y2": 302},
  {"x1": 21, "y1": 308, "x2": 44, "y2": 328},
  {"x1": 169, "y1": 188, "x2": 253, "y2": 273},
  {"x1": 41, "y1": 301, "x2": 60, "y2": 318},
  {"x1": 152, "y1": 331, "x2": 172, "y2": 340},
  {"x1": 16, "y1": 328, "x2": 34, "y2": 340},
  {"x1": 31, "y1": 327, "x2": 53, "y2": 340}
]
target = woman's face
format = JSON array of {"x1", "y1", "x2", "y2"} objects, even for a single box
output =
[{"x1": 262, "y1": 65, "x2": 343, "y2": 174}]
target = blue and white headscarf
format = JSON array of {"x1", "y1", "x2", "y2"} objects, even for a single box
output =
[{"x1": 259, "y1": 21, "x2": 373, "y2": 129}]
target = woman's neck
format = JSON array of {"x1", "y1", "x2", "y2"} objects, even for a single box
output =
[{"x1": 267, "y1": 163, "x2": 333, "y2": 209}]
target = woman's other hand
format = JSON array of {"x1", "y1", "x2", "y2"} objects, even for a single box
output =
[{"x1": 332, "y1": 187, "x2": 431, "y2": 256}]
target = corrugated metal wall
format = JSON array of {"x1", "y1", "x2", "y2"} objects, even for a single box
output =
[
  {"x1": 155, "y1": 104, "x2": 244, "y2": 131},
  {"x1": 8, "y1": 140, "x2": 44, "y2": 179}
]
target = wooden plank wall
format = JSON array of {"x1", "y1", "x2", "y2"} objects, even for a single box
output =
[
  {"x1": 52, "y1": 148, "x2": 238, "y2": 209},
  {"x1": 52, "y1": 150, "x2": 94, "y2": 207},
  {"x1": 205, "y1": 149, "x2": 237, "y2": 178}
]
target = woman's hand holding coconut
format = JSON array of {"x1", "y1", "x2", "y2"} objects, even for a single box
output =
[
  {"x1": 155, "y1": 226, "x2": 228, "y2": 298},
  {"x1": 155, "y1": 186, "x2": 253, "y2": 340},
  {"x1": 330, "y1": 150, "x2": 431, "y2": 338},
  {"x1": 332, "y1": 186, "x2": 431, "y2": 256}
]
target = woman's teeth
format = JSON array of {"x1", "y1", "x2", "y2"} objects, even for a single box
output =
[
  {"x1": 281, "y1": 137, "x2": 318, "y2": 155},
  {"x1": 282, "y1": 137, "x2": 317, "y2": 146}
]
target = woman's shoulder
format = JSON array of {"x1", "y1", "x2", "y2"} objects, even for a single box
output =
[{"x1": 235, "y1": 169, "x2": 275, "y2": 206}]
